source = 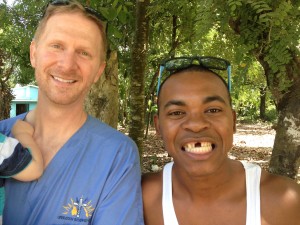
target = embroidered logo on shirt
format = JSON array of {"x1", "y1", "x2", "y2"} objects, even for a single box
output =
[{"x1": 58, "y1": 196, "x2": 94, "y2": 222}]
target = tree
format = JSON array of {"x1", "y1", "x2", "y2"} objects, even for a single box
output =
[
  {"x1": 84, "y1": 0, "x2": 137, "y2": 128},
  {"x1": 129, "y1": 0, "x2": 150, "y2": 159},
  {"x1": 0, "y1": 48, "x2": 14, "y2": 120},
  {"x1": 214, "y1": 0, "x2": 300, "y2": 179},
  {"x1": 1, "y1": 0, "x2": 42, "y2": 85},
  {"x1": 259, "y1": 86, "x2": 267, "y2": 121},
  {"x1": 85, "y1": 50, "x2": 119, "y2": 128},
  {"x1": 0, "y1": 2, "x2": 15, "y2": 120},
  {"x1": 84, "y1": 0, "x2": 122, "y2": 128}
]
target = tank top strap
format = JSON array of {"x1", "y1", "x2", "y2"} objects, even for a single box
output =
[
  {"x1": 241, "y1": 161, "x2": 262, "y2": 225},
  {"x1": 162, "y1": 161, "x2": 179, "y2": 225}
]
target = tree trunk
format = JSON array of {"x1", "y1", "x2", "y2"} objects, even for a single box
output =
[
  {"x1": 0, "y1": 82, "x2": 13, "y2": 120},
  {"x1": 85, "y1": 50, "x2": 119, "y2": 128},
  {"x1": 129, "y1": 0, "x2": 150, "y2": 160},
  {"x1": 255, "y1": 54, "x2": 300, "y2": 179},
  {"x1": 0, "y1": 49, "x2": 14, "y2": 120},
  {"x1": 259, "y1": 86, "x2": 267, "y2": 121},
  {"x1": 269, "y1": 78, "x2": 300, "y2": 179}
]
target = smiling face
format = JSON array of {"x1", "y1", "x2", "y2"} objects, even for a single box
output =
[
  {"x1": 30, "y1": 12, "x2": 106, "y2": 106},
  {"x1": 154, "y1": 70, "x2": 236, "y2": 176}
]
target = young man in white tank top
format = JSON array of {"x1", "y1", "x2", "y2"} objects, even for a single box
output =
[{"x1": 142, "y1": 57, "x2": 300, "y2": 225}]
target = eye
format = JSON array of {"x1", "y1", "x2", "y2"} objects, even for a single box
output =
[
  {"x1": 79, "y1": 50, "x2": 91, "y2": 58},
  {"x1": 81, "y1": 51, "x2": 89, "y2": 56},
  {"x1": 167, "y1": 110, "x2": 186, "y2": 117},
  {"x1": 170, "y1": 111, "x2": 183, "y2": 115},
  {"x1": 206, "y1": 108, "x2": 222, "y2": 113},
  {"x1": 51, "y1": 44, "x2": 62, "y2": 49}
]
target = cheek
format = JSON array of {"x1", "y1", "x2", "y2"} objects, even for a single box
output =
[
  {"x1": 34, "y1": 51, "x2": 56, "y2": 73},
  {"x1": 159, "y1": 121, "x2": 180, "y2": 145},
  {"x1": 217, "y1": 119, "x2": 235, "y2": 150},
  {"x1": 83, "y1": 65, "x2": 100, "y2": 84},
  {"x1": 160, "y1": 134, "x2": 174, "y2": 156}
]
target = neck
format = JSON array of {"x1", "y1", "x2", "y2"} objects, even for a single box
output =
[
  {"x1": 29, "y1": 103, "x2": 87, "y2": 132},
  {"x1": 172, "y1": 160, "x2": 243, "y2": 201},
  {"x1": 25, "y1": 102, "x2": 88, "y2": 167}
]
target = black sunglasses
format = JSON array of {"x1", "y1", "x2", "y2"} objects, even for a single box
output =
[
  {"x1": 44, "y1": 0, "x2": 107, "y2": 31},
  {"x1": 157, "y1": 56, "x2": 231, "y2": 94}
]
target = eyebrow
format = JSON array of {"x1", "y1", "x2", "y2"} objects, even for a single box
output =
[
  {"x1": 203, "y1": 95, "x2": 227, "y2": 104},
  {"x1": 163, "y1": 95, "x2": 227, "y2": 110},
  {"x1": 163, "y1": 100, "x2": 186, "y2": 110}
]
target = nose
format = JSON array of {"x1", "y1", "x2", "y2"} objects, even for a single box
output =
[
  {"x1": 57, "y1": 50, "x2": 78, "y2": 72},
  {"x1": 181, "y1": 112, "x2": 210, "y2": 133}
]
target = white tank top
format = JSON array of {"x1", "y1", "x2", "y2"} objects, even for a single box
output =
[{"x1": 162, "y1": 161, "x2": 261, "y2": 225}]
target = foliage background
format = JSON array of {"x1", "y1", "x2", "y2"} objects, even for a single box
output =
[
  {"x1": 0, "y1": 0, "x2": 278, "y2": 122},
  {"x1": 1, "y1": 0, "x2": 300, "y2": 179}
]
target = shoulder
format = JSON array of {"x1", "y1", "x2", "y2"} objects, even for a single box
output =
[
  {"x1": 261, "y1": 170, "x2": 300, "y2": 199},
  {"x1": 142, "y1": 171, "x2": 162, "y2": 190},
  {"x1": 87, "y1": 116, "x2": 134, "y2": 142},
  {"x1": 260, "y1": 170, "x2": 300, "y2": 224},
  {"x1": 86, "y1": 116, "x2": 137, "y2": 150},
  {"x1": 142, "y1": 162, "x2": 174, "y2": 192},
  {"x1": 0, "y1": 114, "x2": 26, "y2": 135},
  {"x1": 84, "y1": 116, "x2": 139, "y2": 164},
  {"x1": 142, "y1": 171, "x2": 163, "y2": 202},
  {"x1": 142, "y1": 171, "x2": 164, "y2": 225}
]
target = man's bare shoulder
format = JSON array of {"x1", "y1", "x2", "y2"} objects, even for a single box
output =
[
  {"x1": 261, "y1": 170, "x2": 300, "y2": 197},
  {"x1": 142, "y1": 171, "x2": 163, "y2": 195},
  {"x1": 261, "y1": 170, "x2": 300, "y2": 225},
  {"x1": 142, "y1": 171, "x2": 164, "y2": 225}
]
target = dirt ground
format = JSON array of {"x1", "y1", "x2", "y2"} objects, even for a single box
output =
[{"x1": 141, "y1": 122, "x2": 300, "y2": 184}]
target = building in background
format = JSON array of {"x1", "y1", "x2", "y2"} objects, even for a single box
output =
[{"x1": 10, "y1": 85, "x2": 38, "y2": 117}]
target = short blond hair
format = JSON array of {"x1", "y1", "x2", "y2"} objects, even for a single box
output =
[{"x1": 34, "y1": 0, "x2": 107, "y2": 61}]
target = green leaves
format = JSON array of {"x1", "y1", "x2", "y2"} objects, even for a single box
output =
[
  {"x1": 1, "y1": 0, "x2": 299, "y2": 124},
  {"x1": 228, "y1": 0, "x2": 243, "y2": 15}
]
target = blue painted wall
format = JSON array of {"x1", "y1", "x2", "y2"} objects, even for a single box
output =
[{"x1": 10, "y1": 85, "x2": 38, "y2": 117}]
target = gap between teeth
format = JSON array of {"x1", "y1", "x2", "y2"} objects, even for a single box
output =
[{"x1": 184, "y1": 142, "x2": 212, "y2": 153}]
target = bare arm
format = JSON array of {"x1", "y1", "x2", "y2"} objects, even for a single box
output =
[
  {"x1": 261, "y1": 172, "x2": 300, "y2": 225},
  {"x1": 11, "y1": 120, "x2": 44, "y2": 181},
  {"x1": 142, "y1": 172, "x2": 164, "y2": 225}
]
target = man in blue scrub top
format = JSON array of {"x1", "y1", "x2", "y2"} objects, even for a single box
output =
[{"x1": 0, "y1": 0, "x2": 143, "y2": 224}]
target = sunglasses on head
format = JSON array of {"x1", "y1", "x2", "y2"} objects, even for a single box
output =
[
  {"x1": 44, "y1": 0, "x2": 107, "y2": 30},
  {"x1": 156, "y1": 56, "x2": 232, "y2": 95}
]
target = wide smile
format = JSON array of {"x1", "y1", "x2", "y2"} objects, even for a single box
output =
[
  {"x1": 52, "y1": 75, "x2": 76, "y2": 83},
  {"x1": 182, "y1": 141, "x2": 215, "y2": 154}
]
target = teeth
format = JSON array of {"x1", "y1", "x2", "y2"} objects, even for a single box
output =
[
  {"x1": 184, "y1": 142, "x2": 213, "y2": 154},
  {"x1": 53, "y1": 76, "x2": 75, "y2": 83}
]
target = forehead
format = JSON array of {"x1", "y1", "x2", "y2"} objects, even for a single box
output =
[
  {"x1": 159, "y1": 71, "x2": 230, "y2": 104},
  {"x1": 42, "y1": 12, "x2": 102, "y2": 40}
]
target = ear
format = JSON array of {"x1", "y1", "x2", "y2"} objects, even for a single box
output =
[
  {"x1": 93, "y1": 62, "x2": 106, "y2": 83},
  {"x1": 232, "y1": 110, "x2": 237, "y2": 133},
  {"x1": 153, "y1": 114, "x2": 161, "y2": 136},
  {"x1": 30, "y1": 41, "x2": 37, "y2": 68}
]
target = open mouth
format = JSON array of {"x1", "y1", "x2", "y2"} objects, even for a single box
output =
[
  {"x1": 53, "y1": 76, "x2": 76, "y2": 83},
  {"x1": 182, "y1": 142, "x2": 215, "y2": 154}
]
